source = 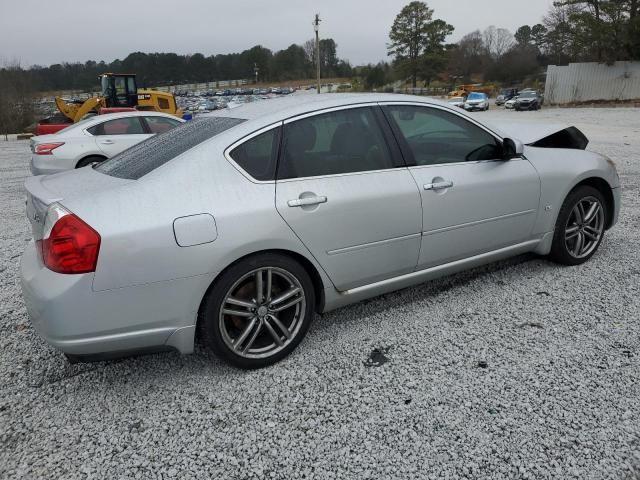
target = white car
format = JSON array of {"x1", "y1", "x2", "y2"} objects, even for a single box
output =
[
  {"x1": 30, "y1": 111, "x2": 184, "y2": 176},
  {"x1": 463, "y1": 93, "x2": 490, "y2": 112},
  {"x1": 447, "y1": 96, "x2": 465, "y2": 108},
  {"x1": 505, "y1": 97, "x2": 519, "y2": 109}
]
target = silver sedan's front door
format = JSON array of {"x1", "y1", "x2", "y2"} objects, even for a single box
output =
[
  {"x1": 410, "y1": 160, "x2": 541, "y2": 268},
  {"x1": 381, "y1": 103, "x2": 541, "y2": 269},
  {"x1": 274, "y1": 106, "x2": 422, "y2": 291}
]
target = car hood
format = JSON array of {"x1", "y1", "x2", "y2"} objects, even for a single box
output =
[{"x1": 486, "y1": 122, "x2": 589, "y2": 150}]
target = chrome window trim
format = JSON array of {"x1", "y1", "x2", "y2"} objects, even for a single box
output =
[
  {"x1": 223, "y1": 122, "x2": 282, "y2": 185},
  {"x1": 276, "y1": 166, "x2": 410, "y2": 184},
  {"x1": 408, "y1": 157, "x2": 526, "y2": 170},
  {"x1": 282, "y1": 102, "x2": 378, "y2": 124}
]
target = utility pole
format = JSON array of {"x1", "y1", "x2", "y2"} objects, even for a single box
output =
[
  {"x1": 254, "y1": 63, "x2": 259, "y2": 84},
  {"x1": 314, "y1": 13, "x2": 321, "y2": 94}
]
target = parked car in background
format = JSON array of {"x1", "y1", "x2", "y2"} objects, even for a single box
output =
[
  {"x1": 496, "y1": 88, "x2": 519, "y2": 106},
  {"x1": 464, "y1": 92, "x2": 490, "y2": 111},
  {"x1": 515, "y1": 91, "x2": 542, "y2": 111},
  {"x1": 505, "y1": 97, "x2": 519, "y2": 109},
  {"x1": 447, "y1": 96, "x2": 466, "y2": 108},
  {"x1": 21, "y1": 94, "x2": 620, "y2": 369},
  {"x1": 29, "y1": 111, "x2": 184, "y2": 176}
]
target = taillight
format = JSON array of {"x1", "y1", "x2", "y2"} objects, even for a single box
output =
[
  {"x1": 38, "y1": 204, "x2": 101, "y2": 274},
  {"x1": 34, "y1": 142, "x2": 65, "y2": 155}
]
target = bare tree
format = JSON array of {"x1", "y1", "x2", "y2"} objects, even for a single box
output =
[
  {"x1": 494, "y1": 28, "x2": 516, "y2": 58},
  {"x1": 483, "y1": 26, "x2": 515, "y2": 59},
  {"x1": 0, "y1": 60, "x2": 34, "y2": 139}
]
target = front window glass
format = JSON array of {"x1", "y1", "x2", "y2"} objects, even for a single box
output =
[
  {"x1": 278, "y1": 107, "x2": 394, "y2": 179},
  {"x1": 127, "y1": 77, "x2": 136, "y2": 94},
  {"x1": 114, "y1": 77, "x2": 126, "y2": 95},
  {"x1": 385, "y1": 106, "x2": 502, "y2": 165},
  {"x1": 101, "y1": 76, "x2": 109, "y2": 96},
  {"x1": 145, "y1": 116, "x2": 181, "y2": 134}
]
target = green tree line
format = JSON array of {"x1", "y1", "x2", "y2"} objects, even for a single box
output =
[{"x1": 2, "y1": 39, "x2": 352, "y2": 93}]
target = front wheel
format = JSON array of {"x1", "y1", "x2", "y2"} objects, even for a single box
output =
[
  {"x1": 549, "y1": 186, "x2": 607, "y2": 265},
  {"x1": 199, "y1": 253, "x2": 315, "y2": 369}
]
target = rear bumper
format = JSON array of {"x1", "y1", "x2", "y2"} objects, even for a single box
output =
[{"x1": 20, "y1": 240, "x2": 215, "y2": 357}]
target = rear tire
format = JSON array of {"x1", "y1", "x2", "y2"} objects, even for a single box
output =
[
  {"x1": 76, "y1": 156, "x2": 105, "y2": 169},
  {"x1": 549, "y1": 186, "x2": 607, "y2": 266},
  {"x1": 199, "y1": 253, "x2": 315, "y2": 369}
]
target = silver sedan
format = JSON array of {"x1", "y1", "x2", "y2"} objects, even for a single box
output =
[
  {"x1": 29, "y1": 111, "x2": 184, "y2": 176},
  {"x1": 20, "y1": 94, "x2": 621, "y2": 368}
]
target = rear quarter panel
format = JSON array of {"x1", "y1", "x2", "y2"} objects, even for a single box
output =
[{"x1": 61, "y1": 137, "x2": 332, "y2": 295}]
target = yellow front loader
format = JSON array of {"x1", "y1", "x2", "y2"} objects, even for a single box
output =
[{"x1": 54, "y1": 73, "x2": 183, "y2": 123}]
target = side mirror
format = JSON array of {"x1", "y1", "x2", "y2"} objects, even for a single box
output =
[{"x1": 503, "y1": 138, "x2": 524, "y2": 160}]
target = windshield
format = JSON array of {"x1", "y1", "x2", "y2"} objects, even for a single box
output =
[
  {"x1": 520, "y1": 91, "x2": 537, "y2": 98},
  {"x1": 467, "y1": 93, "x2": 484, "y2": 100},
  {"x1": 95, "y1": 116, "x2": 246, "y2": 179}
]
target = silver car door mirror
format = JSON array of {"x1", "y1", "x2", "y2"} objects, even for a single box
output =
[{"x1": 503, "y1": 137, "x2": 524, "y2": 160}]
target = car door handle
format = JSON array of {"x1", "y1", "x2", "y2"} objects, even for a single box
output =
[
  {"x1": 287, "y1": 196, "x2": 327, "y2": 208},
  {"x1": 100, "y1": 140, "x2": 114, "y2": 145},
  {"x1": 424, "y1": 181, "x2": 454, "y2": 191}
]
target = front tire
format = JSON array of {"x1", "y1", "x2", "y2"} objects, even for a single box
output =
[
  {"x1": 549, "y1": 186, "x2": 607, "y2": 266},
  {"x1": 199, "y1": 253, "x2": 315, "y2": 369}
]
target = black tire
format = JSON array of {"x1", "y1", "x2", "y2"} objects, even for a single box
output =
[
  {"x1": 199, "y1": 253, "x2": 315, "y2": 369},
  {"x1": 76, "y1": 156, "x2": 105, "y2": 169},
  {"x1": 549, "y1": 186, "x2": 608, "y2": 266}
]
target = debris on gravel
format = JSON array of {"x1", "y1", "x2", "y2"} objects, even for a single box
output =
[{"x1": 1, "y1": 108, "x2": 639, "y2": 479}]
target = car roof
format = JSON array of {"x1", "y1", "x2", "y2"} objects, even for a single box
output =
[
  {"x1": 42, "y1": 111, "x2": 184, "y2": 139},
  {"x1": 205, "y1": 93, "x2": 448, "y2": 126}
]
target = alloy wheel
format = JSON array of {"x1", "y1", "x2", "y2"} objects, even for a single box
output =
[
  {"x1": 219, "y1": 267, "x2": 306, "y2": 359},
  {"x1": 564, "y1": 196, "x2": 605, "y2": 259}
]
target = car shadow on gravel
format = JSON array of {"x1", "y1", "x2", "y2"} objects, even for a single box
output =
[
  {"x1": 22, "y1": 253, "x2": 553, "y2": 386},
  {"x1": 312, "y1": 253, "x2": 549, "y2": 331}
]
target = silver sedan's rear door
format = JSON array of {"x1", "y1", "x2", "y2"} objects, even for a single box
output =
[{"x1": 275, "y1": 105, "x2": 422, "y2": 292}]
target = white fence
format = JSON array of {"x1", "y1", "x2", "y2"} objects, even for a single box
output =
[{"x1": 545, "y1": 62, "x2": 640, "y2": 105}]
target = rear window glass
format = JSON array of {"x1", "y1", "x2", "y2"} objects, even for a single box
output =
[{"x1": 95, "y1": 116, "x2": 246, "y2": 179}]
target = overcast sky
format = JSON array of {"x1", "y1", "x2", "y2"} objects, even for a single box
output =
[{"x1": 0, "y1": 0, "x2": 555, "y2": 68}]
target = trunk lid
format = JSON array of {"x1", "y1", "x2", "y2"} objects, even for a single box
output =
[{"x1": 25, "y1": 167, "x2": 133, "y2": 240}]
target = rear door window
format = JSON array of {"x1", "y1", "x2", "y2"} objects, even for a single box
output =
[
  {"x1": 278, "y1": 107, "x2": 396, "y2": 179},
  {"x1": 88, "y1": 117, "x2": 146, "y2": 136}
]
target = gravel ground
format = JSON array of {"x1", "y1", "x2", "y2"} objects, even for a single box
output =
[{"x1": 1, "y1": 107, "x2": 639, "y2": 480}]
